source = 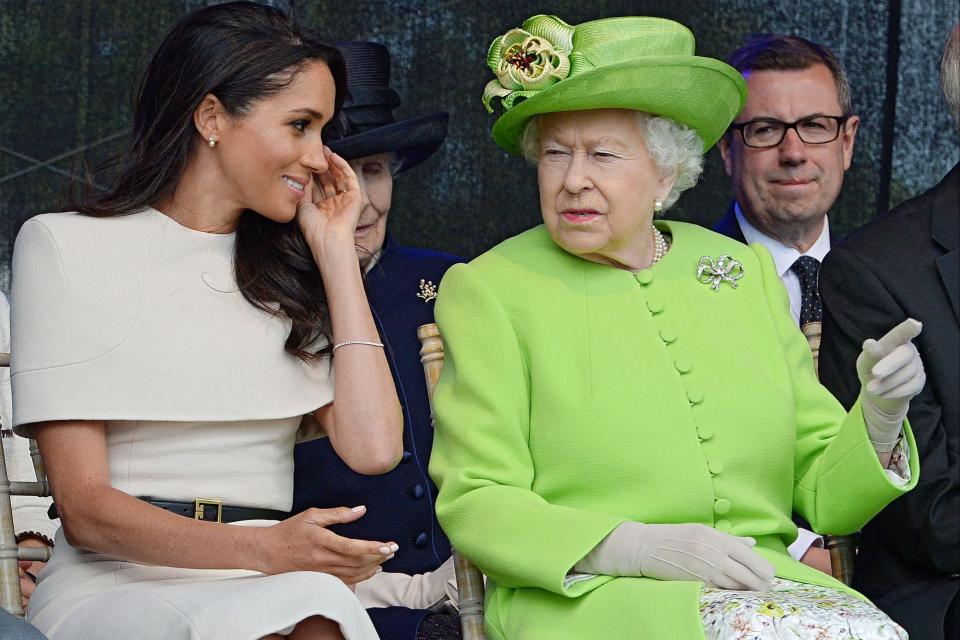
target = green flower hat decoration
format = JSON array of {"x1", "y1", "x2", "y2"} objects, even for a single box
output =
[
  {"x1": 482, "y1": 15, "x2": 575, "y2": 113},
  {"x1": 480, "y1": 15, "x2": 748, "y2": 156}
]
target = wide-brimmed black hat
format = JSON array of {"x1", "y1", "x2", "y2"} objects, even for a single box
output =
[{"x1": 326, "y1": 41, "x2": 449, "y2": 173}]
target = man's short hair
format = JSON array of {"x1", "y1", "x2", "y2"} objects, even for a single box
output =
[
  {"x1": 941, "y1": 26, "x2": 960, "y2": 132},
  {"x1": 728, "y1": 35, "x2": 853, "y2": 115}
]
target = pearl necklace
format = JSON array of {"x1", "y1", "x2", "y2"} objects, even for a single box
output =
[{"x1": 651, "y1": 225, "x2": 668, "y2": 264}]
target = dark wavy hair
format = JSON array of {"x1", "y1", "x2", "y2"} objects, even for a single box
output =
[{"x1": 67, "y1": 1, "x2": 347, "y2": 360}]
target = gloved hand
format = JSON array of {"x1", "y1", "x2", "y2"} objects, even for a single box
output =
[
  {"x1": 574, "y1": 522, "x2": 775, "y2": 591},
  {"x1": 857, "y1": 318, "x2": 926, "y2": 451},
  {"x1": 353, "y1": 555, "x2": 457, "y2": 609}
]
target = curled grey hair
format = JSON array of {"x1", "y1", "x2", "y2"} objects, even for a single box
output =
[
  {"x1": 520, "y1": 112, "x2": 704, "y2": 210},
  {"x1": 941, "y1": 26, "x2": 960, "y2": 132}
]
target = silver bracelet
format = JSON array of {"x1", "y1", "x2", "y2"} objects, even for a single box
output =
[{"x1": 332, "y1": 339, "x2": 384, "y2": 354}]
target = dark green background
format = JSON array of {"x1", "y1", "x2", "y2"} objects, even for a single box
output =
[{"x1": 1, "y1": 0, "x2": 957, "y2": 290}]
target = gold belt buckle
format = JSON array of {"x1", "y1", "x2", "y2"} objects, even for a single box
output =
[{"x1": 194, "y1": 498, "x2": 222, "y2": 522}]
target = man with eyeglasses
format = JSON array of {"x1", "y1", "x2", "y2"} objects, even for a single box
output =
[{"x1": 713, "y1": 34, "x2": 861, "y2": 576}]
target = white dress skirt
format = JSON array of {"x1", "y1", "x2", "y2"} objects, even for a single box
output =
[
  {"x1": 10, "y1": 209, "x2": 380, "y2": 639},
  {"x1": 25, "y1": 420, "x2": 379, "y2": 640}
]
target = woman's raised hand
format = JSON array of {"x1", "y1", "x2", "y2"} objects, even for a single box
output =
[
  {"x1": 857, "y1": 318, "x2": 926, "y2": 451},
  {"x1": 574, "y1": 522, "x2": 775, "y2": 591},
  {"x1": 255, "y1": 505, "x2": 398, "y2": 585},
  {"x1": 296, "y1": 147, "x2": 366, "y2": 263}
]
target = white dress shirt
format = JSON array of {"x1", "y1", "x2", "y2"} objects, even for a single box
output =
[{"x1": 735, "y1": 204, "x2": 831, "y2": 326}]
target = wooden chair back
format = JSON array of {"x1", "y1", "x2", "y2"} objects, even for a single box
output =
[
  {"x1": 801, "y1": 321, "x2": 822, "y2": 375},
  {"x1": 0, "y1": 352, "x2": 52, "y2": 616},
  {"x1": 417, "y1": 324, "x2": 487, "y2": 640}
]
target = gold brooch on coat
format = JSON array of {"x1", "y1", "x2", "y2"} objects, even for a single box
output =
[
  {"x1": 417, "y1": 279, "x2": 438, "y2": 303},
  {"x1": 696, "y1": 255, "x2": 744, "y2": 291}
]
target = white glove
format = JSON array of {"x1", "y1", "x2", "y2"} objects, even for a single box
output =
[
  {"x1": 353, "y1": 556, "x2": 457, "y2": 609},
  {"x1": 857, "y1": 318, "x2": 926, "y2": 451},
  {"x1": 574, "y1": 522, "x2": 775, "y2": 591}
]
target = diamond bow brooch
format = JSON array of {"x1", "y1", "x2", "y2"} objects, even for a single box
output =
[{"x1": 696, "y1": 255, "x2": 744, "y2": 291}]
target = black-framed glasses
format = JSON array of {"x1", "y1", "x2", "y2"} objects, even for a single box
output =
[{"x1": 729, "y1": 115, "x2": 851, "y2": 148}]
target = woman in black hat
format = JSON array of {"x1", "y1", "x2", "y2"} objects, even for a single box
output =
[{"x1": 291, "y1": 41, "x2": 463, "y2": 640}]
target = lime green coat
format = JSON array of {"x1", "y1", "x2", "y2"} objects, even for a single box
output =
[{"x1": 428, "y1": 221, "x2": 917, "y2": 640}]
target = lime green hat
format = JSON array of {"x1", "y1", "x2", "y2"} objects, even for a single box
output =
[{"x1": 483, "y1": 15, "x2": 747, "y2": 155}]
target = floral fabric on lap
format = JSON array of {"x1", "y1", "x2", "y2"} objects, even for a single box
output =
[{"x1": 700, "y1": 578, "x2": 907, "y2": 640}]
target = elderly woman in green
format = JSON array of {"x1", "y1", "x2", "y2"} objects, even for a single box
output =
[{"x1": 429, "y1": 16, "x2": 925, "y2": 640}]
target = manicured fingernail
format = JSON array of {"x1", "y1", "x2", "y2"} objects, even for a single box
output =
[
  {"x1": 379, "y1": 546, "x2": 392, "y2": 555},
  {"x1": 386, "y1": 553, "x2": 395, "y2": 560},
  {"x1": 389, "y1": 543, "x2": 399, "y2": 552},
  {"x1": 351, "y1": 505, "x2": 365, "y2": 513}
]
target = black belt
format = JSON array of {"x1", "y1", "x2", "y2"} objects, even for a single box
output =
[
  {"x1": 141, "y1": 498, "x2": 287, "y2": 523},
  {"x1": 48, "y1": 498, "x2": 286, "y2": 523}
]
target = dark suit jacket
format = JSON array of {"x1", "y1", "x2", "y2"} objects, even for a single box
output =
[
  {"x1": 819, "y1": 164, "x2": 960, "y2": 638},
  {"x1": 712, "y1": 202, "x2": 748, "y2": 244},
  {"x1": 292, "y1": 236, "x2": 462, "y2": 640},
  {"x1": 713, "y1": 201, "x2": 836, "y2": 247}
]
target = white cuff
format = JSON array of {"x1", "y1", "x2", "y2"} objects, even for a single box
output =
[{"x1": 787, "y1": 527, "x2": 824, "y2": 561}]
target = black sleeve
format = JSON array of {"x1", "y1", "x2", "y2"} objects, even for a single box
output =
[{"x1": 820, "y1": 246, "x2": 960, "y2": 575}]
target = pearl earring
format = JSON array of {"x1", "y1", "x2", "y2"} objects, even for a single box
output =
[
  {"x1": 208, "y1": 136, "x2": 217, "y2": 148},
  {"x1": 653, "y1": 198, "x2": 664, "y2": 215}
]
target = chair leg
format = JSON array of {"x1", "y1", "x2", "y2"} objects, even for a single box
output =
[
  {"x1": 453, "y1": 552, "x2": 486, "y2": 640},
  {"x1": 0, "y1": 436, "x2": 25, "y2": 616},
  {"x1": 825, "y1": 534, "x2": 858, "y2": 586}
]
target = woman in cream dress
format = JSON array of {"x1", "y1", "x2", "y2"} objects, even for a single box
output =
[{"x1": 10, "y1": 3, "x2": 403, "y2": 639}]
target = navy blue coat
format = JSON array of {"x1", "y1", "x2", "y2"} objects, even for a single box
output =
[
  {"x1": 292, "y1": 236, "x2": 462, "y2": 639},
  {"x1": 712, "y1": 201, "x2": 836, "y2": 247},
  {"x1": 712, "y1": 202, "x2": 748, "y2": 244}
]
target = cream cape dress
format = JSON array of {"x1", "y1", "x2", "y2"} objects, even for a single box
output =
[{"x1": 10, "y1": 208, "x2": 378, "y2": 640}]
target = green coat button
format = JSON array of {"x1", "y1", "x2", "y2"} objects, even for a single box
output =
[
  {"x1": 708, "y1": 460, "x2": 724, "y2": 475},
  {"x1": 646, "y1": 299, "x2": 664, "y2": 314},
  {"x1": 714, "y1": 498, "x2": 731, "y2": 515},
  {"x1": 715, "y1": 519, "x2": 732, "y2": 531},
  {"x1": 674, "y1": 358, "x2": 692, "y2": 373},
  {"x1": 659, "y1": 328, "x2": 677, "y2": 343},
  {"x1": 686, "y1": 388, "x2": 704, "y2": 404},
  {"x1": 696, "y1": 425, "x2": 713, "y2": 441}
]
